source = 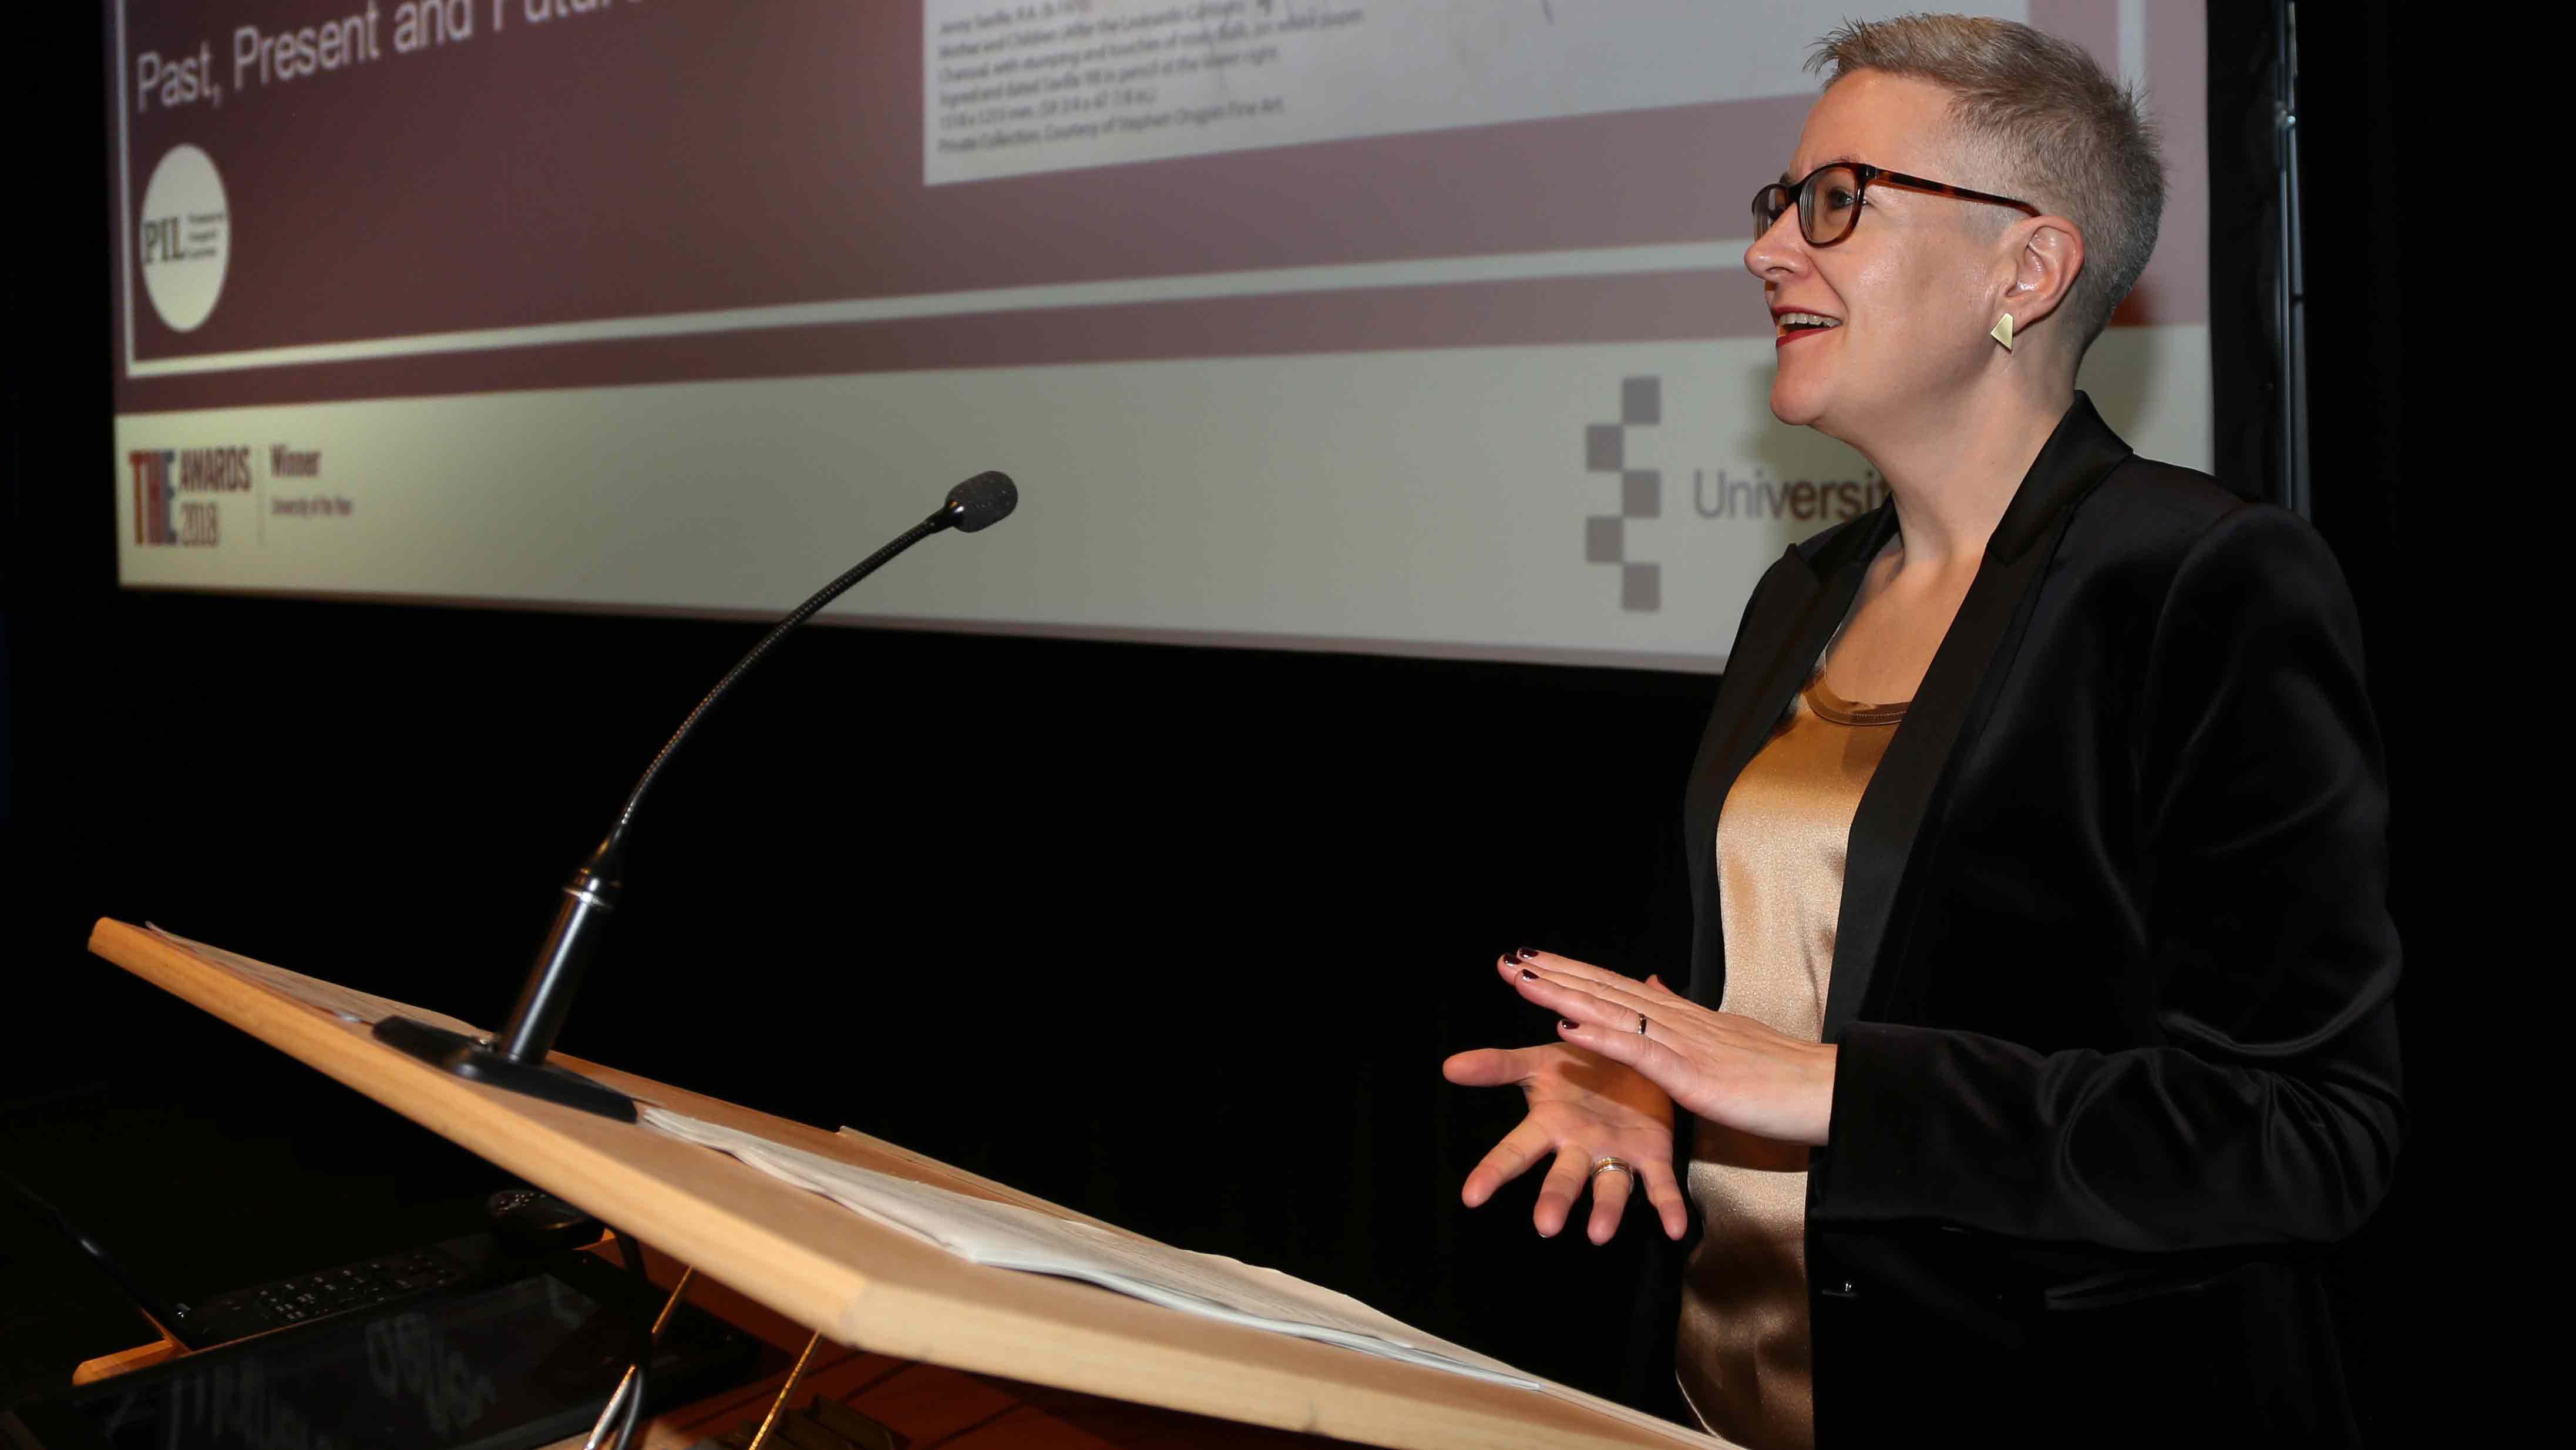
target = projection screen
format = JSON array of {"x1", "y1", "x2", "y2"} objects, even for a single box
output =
[{"x1": 107, "y1": 1, "x2": 2208, "y2": 671}]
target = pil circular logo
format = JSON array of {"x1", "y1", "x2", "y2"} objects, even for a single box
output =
[{"x1": 137, "y1": 144, "x2": 230, "y2": 333}]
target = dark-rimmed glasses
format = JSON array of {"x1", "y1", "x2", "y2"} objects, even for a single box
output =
[{"x1": 1752, "y1": 162, "x2": 2039, "y2": 247}]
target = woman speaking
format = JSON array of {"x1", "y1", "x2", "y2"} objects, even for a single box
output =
[{"x1": 1442, "y1": 16, "x2": 2398, "y2": 1448}]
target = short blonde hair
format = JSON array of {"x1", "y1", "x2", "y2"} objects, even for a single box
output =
[{"x1": 1810, "y1": 14, "x2": 2165, "y2": 350}]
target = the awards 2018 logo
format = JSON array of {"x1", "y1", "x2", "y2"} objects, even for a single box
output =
[
  {"x1": 130, "y1": 447, "x2": 251, "y2": 547},
  {"x1": 137, "y1": 144, "x2": 230, "y2": 333}
]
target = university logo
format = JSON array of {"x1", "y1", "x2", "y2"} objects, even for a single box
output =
[{"x1": 1582, "y1": 377, "x2": 1661, "y2": 612}]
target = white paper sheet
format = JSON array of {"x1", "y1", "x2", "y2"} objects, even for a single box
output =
[{"x1": 640, "y1": 1106, "x2": 1546, "y2": 1390}]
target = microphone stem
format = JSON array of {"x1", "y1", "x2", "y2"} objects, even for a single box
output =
[
  {"x1": 607, "y1": 509, "x2": 953, "y2": 848},
  {"x1": 490, "y1": 507, "x2": 953, "y2": 1065}
]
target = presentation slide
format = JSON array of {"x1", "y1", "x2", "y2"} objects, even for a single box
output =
[{"x1": 107, "y1": 0, "x2": 2208, "y2": 670}]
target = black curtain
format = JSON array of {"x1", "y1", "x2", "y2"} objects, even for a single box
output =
[{"x1": 2273, "y1": 5, "x2": 2457, "y2": 1442}]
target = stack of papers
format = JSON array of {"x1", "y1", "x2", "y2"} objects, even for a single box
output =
[{"x1": 640, "y1": 1107, "x2": 1546, "y2": 1391}]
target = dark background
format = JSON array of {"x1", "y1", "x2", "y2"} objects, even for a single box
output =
[{"x1": 6, "y1": 4, "x2": 2456, "y2": 1440}]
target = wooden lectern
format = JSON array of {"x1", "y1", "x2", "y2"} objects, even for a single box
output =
[{"x1": 83, "y1": 918, "x2": 1713, "y2": 1450}]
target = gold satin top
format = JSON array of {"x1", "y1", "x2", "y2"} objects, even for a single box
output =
[{"x1": 1676, "y1": 672, "x2": 1908, "y2": 1450}]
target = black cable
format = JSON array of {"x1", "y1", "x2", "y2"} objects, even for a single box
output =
[
  {"x1": 605, "y1": 1227, "x2": 657, "y2": 1450},
  {"x1": 612, "y1": 1355, "x2": 650, "y2": 1450}
]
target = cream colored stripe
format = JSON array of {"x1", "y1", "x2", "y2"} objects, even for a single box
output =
[{"x1": 123, "y1": 241, "x2": 1747, "y2": 379}]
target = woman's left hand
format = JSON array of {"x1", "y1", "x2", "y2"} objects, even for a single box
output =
[{"x1": 1501, "y1": 950, "x2": 1838, "y2": 1147}]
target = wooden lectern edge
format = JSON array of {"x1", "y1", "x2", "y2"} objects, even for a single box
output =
[
  {"x1": 84, "y1": 919, "x2": 1711, "y2": 1450},
  {"x1": 84, "y1": 919, "x2": 871, "y2": 1337},
  {"x1": 844, "y1": 1270, "x2": 1728, "y2": 1450}
]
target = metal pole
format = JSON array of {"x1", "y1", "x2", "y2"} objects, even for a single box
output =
[
  {"x1": 744, "y1": 1330, "x2": 826, "y2": 1450},
  {"x1": 2277, "y1": 0, "x2": 2312, "y2": 517}
]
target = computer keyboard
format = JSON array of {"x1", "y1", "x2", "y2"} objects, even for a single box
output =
[{"x1": 164, "y1": 1241, "x2": 476, "y2": 1345}]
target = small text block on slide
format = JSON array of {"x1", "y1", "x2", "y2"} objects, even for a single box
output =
[{"x1": 922, "y1": 0, "x2": 2029, "y2": 186}]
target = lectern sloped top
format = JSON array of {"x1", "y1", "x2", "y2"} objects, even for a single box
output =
[{"x1": 85, "y1": 918, "x2": 1714, "y2": 1450}]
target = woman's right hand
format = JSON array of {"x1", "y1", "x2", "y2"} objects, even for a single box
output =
[{"x1": 1442, "y1": 1036, "x2": 1689, "y2": 1244}]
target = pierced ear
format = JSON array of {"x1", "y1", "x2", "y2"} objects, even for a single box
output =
[{"x1": 2003, "y1": 217, "x2": 2084, "y2": 333}]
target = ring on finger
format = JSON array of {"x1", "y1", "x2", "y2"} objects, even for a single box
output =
[{"x1": 1591, "y1": 1156, "x2": 1635, "y2": 1183}]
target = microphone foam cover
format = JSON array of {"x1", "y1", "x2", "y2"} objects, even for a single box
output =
[{"x1": 944, "y1": 471, "x2": 1018, "y2": 532}]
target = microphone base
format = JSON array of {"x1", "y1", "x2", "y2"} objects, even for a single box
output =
[{"x1": 371, "y1": 1015, "x2": 638, "y2": 1123}]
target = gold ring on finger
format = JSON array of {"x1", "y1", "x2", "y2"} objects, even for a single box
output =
[{"x1": 1591, "y1": 1157, "x2": 1635, "y2": 1182}]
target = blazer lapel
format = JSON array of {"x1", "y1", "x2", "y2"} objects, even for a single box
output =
[
  {"x1": 1821, "y1": 394, "x2": 2134, "y2": 1038},
  {"x1": 1684, "y1": 506, "x2": 1896, "y2": 1011}
]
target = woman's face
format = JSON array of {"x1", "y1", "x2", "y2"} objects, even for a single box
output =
[{"x1": 1747, "y1": 71, "x2": 2010, "y2": 444}]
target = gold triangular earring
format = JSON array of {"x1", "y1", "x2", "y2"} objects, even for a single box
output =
[{"x1": 1990, "y1": 313, "x2": 2015, "y2": 351}]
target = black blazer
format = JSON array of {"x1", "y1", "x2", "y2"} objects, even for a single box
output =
[{"x1": 1678, "y1": 395, "x2": 2400, "y2": 1446}]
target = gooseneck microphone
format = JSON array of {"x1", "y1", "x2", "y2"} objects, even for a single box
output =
[{"x1": 373, "y1": 472, "x2": 1020, "y2": 1120}]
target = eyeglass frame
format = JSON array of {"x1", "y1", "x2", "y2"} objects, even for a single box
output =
[{"x1": 1752, "y1": 160, "x2": 2041, "y2": 247}]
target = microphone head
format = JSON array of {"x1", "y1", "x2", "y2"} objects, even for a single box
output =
[{"x1": 941, "y1": 471, "x2": 1018, "y2": 532}]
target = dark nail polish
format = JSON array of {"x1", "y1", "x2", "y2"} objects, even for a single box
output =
[
  {"x1": 1560, "y1": 1018, "x2": 1578, "y2": 1029},
  {"x1": 1520, "y1": 968, "x2": 1537, "y2": 981},
  {"x1": 1515, "y1": 946, "x2": 1536, "y2": 961}
]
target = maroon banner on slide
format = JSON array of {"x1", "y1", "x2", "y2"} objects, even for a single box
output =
[{"x1": 109, "y1": 0, "x2": 2202, "y2": 414}]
